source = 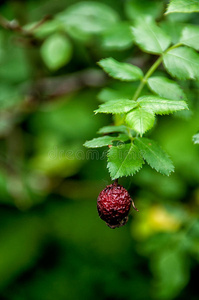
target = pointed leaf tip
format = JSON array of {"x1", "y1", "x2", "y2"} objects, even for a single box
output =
[{"x1": 98, "y1": 57, "x2": 143, "y2": 81}]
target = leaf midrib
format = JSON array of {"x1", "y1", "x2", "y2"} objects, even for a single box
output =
[
  {"x1": 137, "y1": 107, "x2": 144, "y2": 133},
  {"x1": 136, "y1": 138, "x2": 172, "y2": 172},
  {"x1": 142, "y1": 21, "x2": 164, "y2": 52},
  {"x1": 140, "y1": 99, "x2": 187, "y2": 107},
  {"x1": 148, "y1": 79, "x2": 185, "y2": 99},
  {"x1": 166, "y1": 51, "x2": 199, "y2": 67},
  {"x1": 182, "y1": 33, "x2": 199, "y2": 44},
  {"x1": 113, "y1": 144, "x2": 133, "y2": 178}
]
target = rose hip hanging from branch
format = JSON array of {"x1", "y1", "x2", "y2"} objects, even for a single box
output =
[{"x1": 97, "y1": 180, "x2": 138, "y2": 229}]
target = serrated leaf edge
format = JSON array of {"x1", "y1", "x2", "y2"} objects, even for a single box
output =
[
  {"x1": 83, "y1": 136, "x2": 114, "y2": 148},
  {"x1": 137, "y1": 97, "x2": 188, "y2": 115},
  {"x1": 107, "y1": 143, "x2": 144, "y2": 179},
  {"x1": 97, "y1": 58, "x2": 143, "y2": 81},
  {"x1": 147, "y1": 77, "x2": 187, "y2": 101},
  {"x1": 94, "y1": 99, "x2": 138, "y2": 114},
  {"x1": 135, "y1": 138, "x2": 174, "y2": 176}
]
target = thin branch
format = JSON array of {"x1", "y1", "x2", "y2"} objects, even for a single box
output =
[
  {"x1": 0, "y1": 14, "x2": 52, "y2": 36},
  {"x1": 24, "y1": 69, "x2": 107, "y2": 103}
]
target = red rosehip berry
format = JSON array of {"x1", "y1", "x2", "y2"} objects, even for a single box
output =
[{"x1": 97, "y1": 180, "x2": 138, "y2": 229}]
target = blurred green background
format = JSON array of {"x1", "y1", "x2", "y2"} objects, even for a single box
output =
[{"x1": 0, "y1": 0, "x2": 199, "y2": 299}]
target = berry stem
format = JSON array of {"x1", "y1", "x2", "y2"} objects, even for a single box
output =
[{"x1": 113, "y1": 179, "x2": 118, "y2": 185}]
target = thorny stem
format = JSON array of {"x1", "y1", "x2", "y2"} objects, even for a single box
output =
[{"x1": 132, "y1": 42, "x2": 183, "y2": 101}]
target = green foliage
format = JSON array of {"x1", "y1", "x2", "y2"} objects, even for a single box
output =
[
  {"x1": 125, "y1": 107, "x2": 155, "y2": 136},
  {"x1": 84, "y1": 136, "x2": 116, "y2": 148},
  {"x1": 134, "y1": 138, "x2": 174, "y2": 175},
  {"x1": 97, "y1": 125, "x2": 128, "y2": 135},
  {"x1": 28, "y1": 19, "x2": 62, "y2": 39},
  {"x1": 95, "y1": 99, "x2": 137, "y2": 114},
  {"x1": 56, "y1": 1, "x2": 119, "y2": 39},
  {"x1": 98, "y1": 85, "x2": 137, "y2": 102},
  {"x1": 166, "y1": 0, "x2": 199, "y2": 14},
  {"x1": 180, "y1": 25, "x2": 199, "y2": 50},
  {"x1": 193, "y1": 133, "x2": 199, "y2": 144},
  {"x1": 98, "y1": 58, "x2": 143, "y2": 81},
  {"x1": 163, "y1": 47, "x2": 199, "y2": 80},
  {"x1": 41, "y1": 33, "x2": 72, "y2": 70},
  {"x1": 138, "y1": 96, "x2": 188, "y2": 115},
  {"x1": 125, "y1": 0, "x2": 164, "y2": 19},
  {"x1": 107, "y1": 143, "x2": 144, "y2": 179},
  {"x1": 97, "y1": 87, "x2": 126, "y2": 102},
  {"x1": 85, "y1": 4, "x2": 197, "y2": 181},
  {"x1": 147, "y1": 77, "x2": 186, "y2": 100},
  {"x1": 131, "y1": 17, "x2": 171, "y2": 54},
  {"x1": 161, "y1": 21, "x2": 185, "y2": 44},
  {"x1": 101, "y1": 23, "x2": 133, "y2": 50}
]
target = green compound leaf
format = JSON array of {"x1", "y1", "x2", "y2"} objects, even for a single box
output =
[
  {"x1": 41, "y1": 33, "x2": 72, "y2": 70},
  {"x1": 98, "y1": 58, "x2": 143, "y2": 81},
  {"x1": 97, "y1": 125, "x2": 128, "y2": 134},
  {"x1": 84, "y1": 136, "x2": 116, "y2": 148},
  {"x1": 125, "y1": 107, "x2": 155, "y2": 135},
  {"x1": 193, "y1": 133, "x2": 199, "y2": 144},
  {"x1": 163, "y1": 47, "x2": 199, "y2": 80},
  {"x1": 101, "y1": 23, "x2": 133, "y2": 50},
  {"x1": 134, "y1": 137, "x2": 174, "y2": 175},
  {"x1": 147, "y1": 77, "x2": 186, "y2": 101},
  {"x1": 180, "y1": 25, "x2": 199, "y2": 51},
  {"x1": 107, "y1": 143, "x2": 144, "y2": 179},
  {"x1": 131, "y1": 17, "x2": 171, "y2": 54},
  {"x1": 166, "y1": 0, "x2": 199, "y2": 14},
  {"x1": 95, "y1": 99, "x2": 138, "y2": 114},
  {"x1": 138, "y1": 96, "x2": 188, "y2": 115}
]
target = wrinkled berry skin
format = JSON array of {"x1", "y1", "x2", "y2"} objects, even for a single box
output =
[{"x1": 97, "y1": 183, "x2": 132, "y2": 229}]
